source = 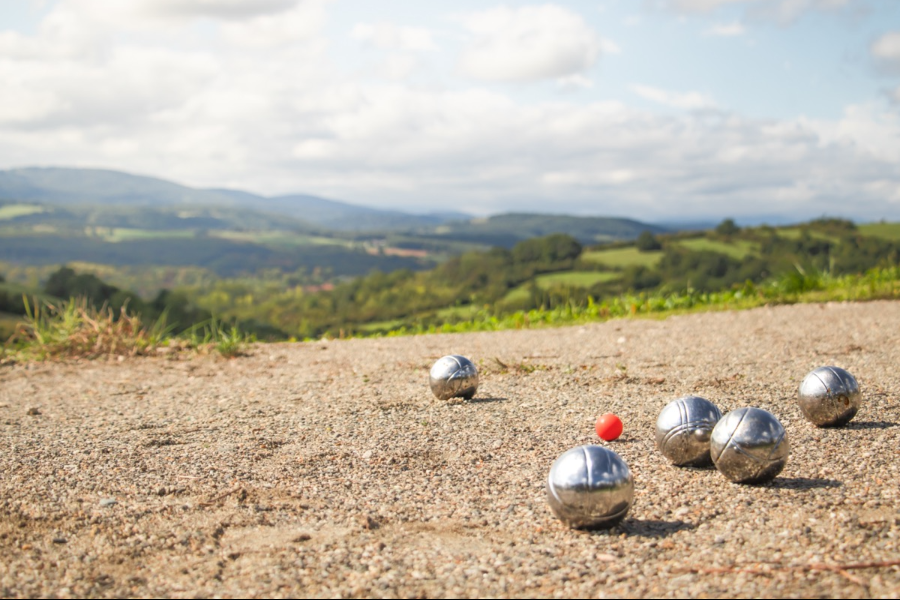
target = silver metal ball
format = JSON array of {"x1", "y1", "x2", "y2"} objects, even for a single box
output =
[
  {"x1": 656, "y1": 395, "x2": 723, "y2": 467},
  {"x1": 429, "y1": 355, "x2": 478, "y2": 400},
  {"x1": 798, "y1": 366, "x2": 861, "y2": 427},
  {"x1": 546, "y1": 445, "x2": 634, "y2": 529},
  {"x1": 710, "y1": 407, "x2": 789, "y2": 484}
]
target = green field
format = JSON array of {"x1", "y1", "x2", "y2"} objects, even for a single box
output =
[
  {"x1": 533, "y1": 271, "x2": 621, "y2": 287},
  {"x1": 84, "y1": 227, "x2": 360, "y2": 246},
  {"x1": 0, "y1": 204, "x2": 47, "y2": 221},
  {"x1": 503, "y1": 271, "x2": 622, "y2": 302},
  {"x1": 582, "y1": 247, "x2": 663, "y2": 268},
  {"x1": 211, "y1": 230, "x2": 354, "y2": 248},
  {"x1": 858, "y1": 222, "x2": 900, "y2": 241},
  {"x1": 776, "y1": 228, "x2": 838, "y2": 242},
  {"x1": 357, "y1": 317, "x2": 406, "y2": 332},
  {"x1": 434, "y1": 304, "x2": 484, "y2": 319},
  {"x1": 675, "y1": 238, "x2": 758, "y2": 259},
  {"x1": 89, "y1": 228, "x2": 197, "y2": 242}
]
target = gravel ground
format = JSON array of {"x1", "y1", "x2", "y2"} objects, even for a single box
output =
[{"x1": 1, "y1": 301, "x2": 899, "y2": 598}]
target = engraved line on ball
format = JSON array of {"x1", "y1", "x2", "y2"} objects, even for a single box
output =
[
  {"x1": 726, "y1": 438, "x2": 783, "y2": 473},
  {"x1": 762, "y1": 430, "x2": 788, "y2": 464},
  {"x1": 661, "y1": 419, "x2": 715, "y2": 448},
  {"x1": 811, "y1": 371, "x2": 830, "y2": 394},
  {"x1": 717, "y1": 409, "x2": 749, "y2": 463}
]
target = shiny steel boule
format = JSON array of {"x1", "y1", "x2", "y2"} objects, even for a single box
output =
[
  {"x1": 710, "y1": 407, "x2": 789, "y2": 484},
  {"x1": 429, "y1": 355, "x2": 478, "y2": 400},
  {"x1": 656, "y1": 395, "x2": 723, "y2": 467},
  {"x1": 798, "y1": 366, "x2": 861, "y2": 427},
  {"x1": 546, "y1": 445, "x2": 633, "y2": 529}
]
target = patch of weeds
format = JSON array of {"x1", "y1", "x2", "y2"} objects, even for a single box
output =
[
  {"x1": 4, "y1": 297, "x2": 254, "y2": 362},
  {"x1": 187, "y1": 316, "x2": 255, "y2": 358},
  {"x1": 6, "y1": 296, "x2": 175, "y2": 361}
]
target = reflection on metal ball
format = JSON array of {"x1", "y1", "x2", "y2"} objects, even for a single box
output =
[
  {"x1": 546, "y1": 445, "x2": 634, "y2": 529},
  {"x1": 429, "y1": 355, "x2": 478, "y2": 400},
  {"x1": 798, "y1": 366, "x2": 861, "y2": 427},
  {"x1": 710, "y1": 407, "x2": 789, "y2": 484},
  {"x1": 656, "y1": 395, "x2": 723, "y2": 467}
]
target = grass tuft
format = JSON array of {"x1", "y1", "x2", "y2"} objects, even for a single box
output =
[
  {"x1": 3, "y1": 297, "x2": 253, "y2": 362},
  {"x1": 6, "y1": 297, "x2": 173, "y2": 361},
  {"x1": 187, "y1": 315, "x2": 256, "y2": 358}
]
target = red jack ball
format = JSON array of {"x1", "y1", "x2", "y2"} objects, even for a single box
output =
[{"x1": 596, "y1": 413, "x2": 623, "y2": 441}]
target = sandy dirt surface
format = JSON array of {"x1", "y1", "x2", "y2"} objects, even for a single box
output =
[{"x1": 1, "y1": 301, "x2": 899, "y2": 598}]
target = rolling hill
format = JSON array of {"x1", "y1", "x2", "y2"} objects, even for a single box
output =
[{"x1": 0, "y1": 167, "x2": 468, "y2": 232}]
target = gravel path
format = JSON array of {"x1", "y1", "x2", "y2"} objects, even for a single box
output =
[{"x1": 1, "y1": 301, "x2": 899, "y2": 598}]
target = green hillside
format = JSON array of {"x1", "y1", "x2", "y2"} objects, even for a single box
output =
[
  {"x1": 858, "y1": 221, "x2": 900, "y2": 241},
  {"x1": 432, "y1": 213, "x2": 668, "y2": 247},
  {"x1": 0, "y1": 194, "x2": 668, "y2": 284},
  {"x1": 188, "y1": 217, "x2": 897, "y2": 340},
  {"x1": 582, "y1": 246, "x2": 663, "y2": 268},
  {"x1": 4, "y1": 218, "x2": 900, "y2": 345}
]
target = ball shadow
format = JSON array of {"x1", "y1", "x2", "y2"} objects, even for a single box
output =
[
  {"x1": 466, "y1": 396, "x2": 507, "y2": 404},
  {"x1": 768, "y1": 477, "x2": 843, "y2": 490},
  {"x1": 845, "y1": 420, "x2": 896, "y2": 430},
  {"x1": 593, "y1": 519, "x2": 694, "y2": 538}
]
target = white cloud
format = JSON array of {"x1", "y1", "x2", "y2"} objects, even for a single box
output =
[
  {"x1": 268, "y1": 90, "x2": 900, "y2": 222},
  {"x1": 0, "y1": 1, "x2": 118, "y2": 61},
  {"x1": 138, "y1": 0, "x2": 300, "y2": 20},
  {"x1": 351, "y1": 22, "x2": 437, "y2": 52},
  {"x1": 802, "y1": 103, "x2": 900, "y2": 164},
  {"x1": 872, "y1": 31, "x2": 900, "y2": 60},
  {"x1": 656, "y1": 0, "x2": 852, "y2": 24},
  {"x1": 541, "y1": 169, "x2": 636, "y2": 186},
  {"x1": 871, "y1": 31, "x2": 900, "y2": 74},
  {"x1": 660, "y1": 0, "x2": 745, "y2": 13},
  {"x1": 219, "y1": 1, "x2": 329, "y2": 47},
  {"x1": 600, "y1": 38, "x2": 622, "y2": 55},
  {"x1": 455, "y1": 5, "x2": 604, "y2": 82},
  {"x1": 556, "y1": 74, "x2": 594, "y2": 91},
  {"x1": 754, "y1": 0, "x2": 851, "y2": 24},
  {"x1": 0, "y1": 87, "x2": 63, "y2": 125},
  {"x1": 631, "y1": 84, "x2": 717, "y2": 110},
  {"x1": 704, "y1": 22, "x2": 745, "y2": 36}
]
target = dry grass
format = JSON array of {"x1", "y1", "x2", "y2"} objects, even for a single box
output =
[
  {"x1": 3, "y1": 297, "x2": 254, "y2": 362},
  {"x1": 5, "y1": 297, "x2": 175, "y2": 361}
]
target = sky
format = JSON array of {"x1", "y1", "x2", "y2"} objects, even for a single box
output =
[{"x1": 1, "y1": 0, "x2": 899, "y2": 223}]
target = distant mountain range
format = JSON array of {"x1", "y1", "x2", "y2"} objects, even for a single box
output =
[
  {"x1": 0, "y1": 164, "x2": 680, "y2": 279},
  {"x1": 0, "y1": 167, "x2": 677, "y2": 241},
  {"x1": 0, "y1": 167, "x2": 469, "y2": 232}
]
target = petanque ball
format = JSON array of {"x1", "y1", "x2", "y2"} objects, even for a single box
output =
[
  {"x1": 429, "y1": 355, "x2": 478, "y2": 400},
  {"x1": 546, "y1": 445, "x2": 633, "y2": 529},
  {"x1": 710, "y1": 407, "x2": 789, "y2": 484},
  {"x1": 798, "y1": 366, "x2": 861, "y2": 427},
  {"x1": 656, "y1": 395, "x2": 723, "y2": 467}
]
